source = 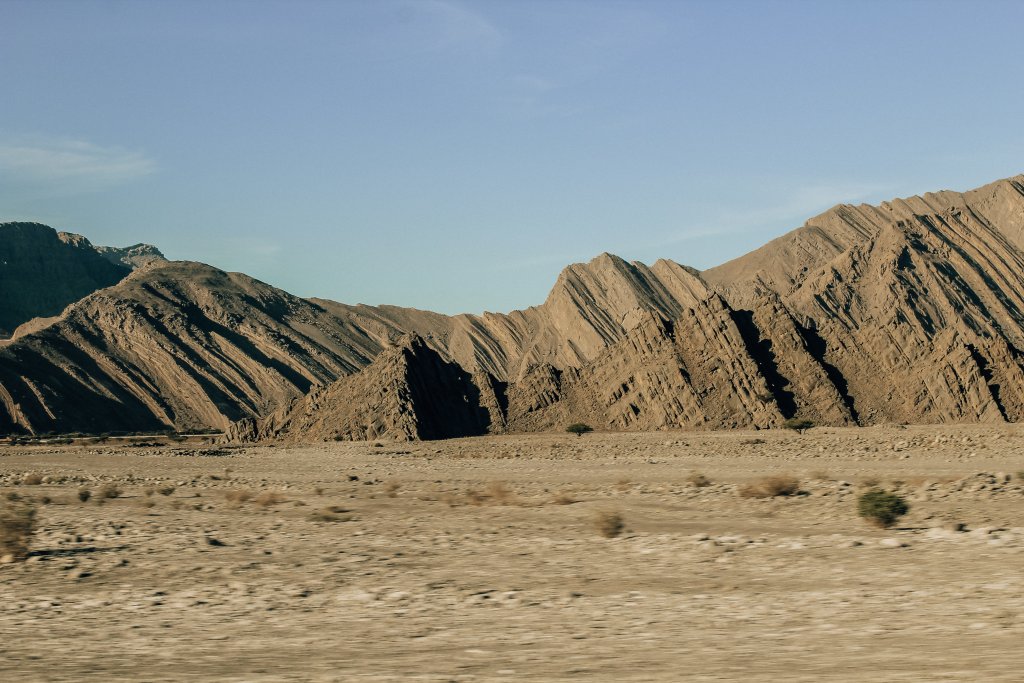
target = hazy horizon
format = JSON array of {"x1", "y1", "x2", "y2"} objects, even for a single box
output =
[{"x1": 2, "y1": 0, "x2": 1023, "y2": 314}]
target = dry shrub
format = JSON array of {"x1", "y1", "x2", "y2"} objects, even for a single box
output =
[
  {"x1": 0, "y1": 499, "x2": 37, "y2": 562},
  {"x1": 860, "y1": 476, "x2": 882, "y2": 488},
  {"x1": 809, "y1": 470, "x2": 833, "y2": 481},
  {"x1": 253, "y1": 491, "x2": 286, "y2": 508},
  {"x1": 308, "y1": 505, "x2": 353, "y2": 522},
  {"x1": 224, "y1": 489, "x2": 253, "y2": 504},
  {"x1": 22, "y1": 473, "x2": 43, "y2": 486},
  {"x1": 740, "y1": 475, "x2": 800, "y2": 499},
  {"x1": 857, "y1": 489, "x2": 909, "y2": 528},
  {"x1": 98, "y1": 483, "x2": 122, "y2": 499},
  {"x1": 686, "y1": 472, "x2": 711, "y2": 488},
  {"x1": 313, "y1": 486, "x2": 325, "y2": 496},
  {"x1": 595, "y1": 510, "x2": 625, "y2": 538},
  {"x1": 139, "y1": 499, "x2": 157, "y2": 509},
  {"x1": 385, "y1": 482, "x2": 401, "y2": 498},
  {"x1": 485, "y1": 481, "x2": 515, "y2": 505},
  {"x1": 157, "y1": 485, "x2": 176, "y2": 496},
  {"x1": 551, "y1": 491, "x2": 577, "y2": 505},
  {"x1": 452, "y1": 482, "x2": 518, "y2": 507},
  {"x1": 77, "y1": 489, "x2": 92, "y2": 503},
  {"x1": 144, "y1": 486, "x2": 156, "y2": 497}
]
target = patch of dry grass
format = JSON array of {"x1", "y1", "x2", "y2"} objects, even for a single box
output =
[
  {"x1": 686, "y1": 472, "x2": 712, "y2": 488},
  {"x1": 595, "y1": 510, "x2": 624, "y2": 538},
  {"x1": 308, "y1": 506, "x2": 354, "y2": 522},
  {"x1": 98, "y1": 483, "x2": 122, "y2": 499},
  {"x1": 0, "y1": 499, "x2": 37, "y2": 562},
  {"x1": 224, "y1": 489, "x2": 253, "y2": 504},
  {"x1": 22, "y1": 473, "x2": 43, "y2": 486},
  {"x1": 253, "y1": 491, "x2": 287, "y2": 508},
  {"x1": 739, "y1": 475, "x2": 800, "y2": 499}
]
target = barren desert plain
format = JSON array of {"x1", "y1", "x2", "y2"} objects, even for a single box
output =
[{"x1": 3, "y1": 425, "x2": 1024, "y2": 681}]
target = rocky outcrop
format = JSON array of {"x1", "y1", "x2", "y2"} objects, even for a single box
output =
[
  {"x1": 94, "y1": 243, "x2": 166, "y2": 269},
  {"x1": 238, "y1": 335, "x2": 495, "y2": 442}
]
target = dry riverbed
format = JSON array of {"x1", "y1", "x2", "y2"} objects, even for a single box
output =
[{"x1": 2, "y1": 425, "x2": 1024, "y2": 681}]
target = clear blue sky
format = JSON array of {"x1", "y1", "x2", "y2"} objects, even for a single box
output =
[{"x1": 2, "y1": 0, "x2": 1022, "y2": 314}]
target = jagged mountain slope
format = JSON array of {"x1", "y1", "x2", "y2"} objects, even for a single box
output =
[
  {"x1": 0, "y1": 261, "x2": 422, "y2": 434},
  {"x1": 6, "y1": 173, "x2": 1024, "y2": 439},
  {"x1": 702, "y1": 175, "x2": 1024, "y2": 308}
]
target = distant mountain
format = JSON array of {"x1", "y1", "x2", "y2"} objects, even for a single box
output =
[
  {"x1": 0, "y1": 223, "x2": 128, "y2": 338},
  {"x1": 2, "y1": 174, "x2": 1024, "y2": 438}
]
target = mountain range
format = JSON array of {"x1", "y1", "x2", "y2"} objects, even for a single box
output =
[{"x1": 3, "y1": 173, "x2": 1024, "y2": 440}]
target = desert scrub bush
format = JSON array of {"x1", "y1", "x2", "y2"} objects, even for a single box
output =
[
  {"x1": 739, "y1": 475, "x2": 800, "y2": 499},
  {"x1": 782, "y1": 418, "x2": 814, "y2": 434},
  {"x1": 0, "y1": 499, "x2": 37, "y2": 562},
  {"x1": 551, "y1": 491, "x2": 577, "y2": 505},
  {"x1": 98, "y1": 483, "x2": 122, "y2": 499},
  {"x1": 686, "y1": 472, "x2": 712, "y2": 488},
  {"x1": 224, "y1": 489, "x2": 253, "y2": 504},
  {"x1": 22, "y1": 473, "x2": 43, "y2": 486},
  {"x1": 308, "y1": 506, "x2": 354, "y2": 522},
  {"x1": 566, "y1": 423, "x2": 593, "y2": 437},
  {"x1": 77, "y1": 488, "x2": 92, "y2": 503},
  {"x1": 253, "y1": 491, "x2": 286, "y2": 508},
  {"x1": 595, "y1": 510, "x2": 625, "y2": 538},
  {"x1": 857, "y1": 489, "x2": 909, "y2": 528},
  {"x1": 157, "y1": 485, "x2": 176, "y2": 496}
]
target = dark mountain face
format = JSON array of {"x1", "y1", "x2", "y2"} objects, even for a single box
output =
[{"x1": 0, "y1": 222, "x2": 130, "y2": 337}]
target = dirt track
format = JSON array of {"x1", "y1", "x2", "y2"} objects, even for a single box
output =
[{"x1": 3, "y1": 426, "x2": 1024, "y2": 681}]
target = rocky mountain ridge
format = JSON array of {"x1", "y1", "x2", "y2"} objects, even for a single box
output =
[{"x1": 2, "y1": 174, "x2": 1024, "y2": 439}]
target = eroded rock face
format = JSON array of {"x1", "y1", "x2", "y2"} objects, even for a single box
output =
[
  {"x1": 0, "y1": 262, "x2": 406, "y2": 435},
  {"x1": 242, "y1": 335, "x2": 495, "y2": 442}
]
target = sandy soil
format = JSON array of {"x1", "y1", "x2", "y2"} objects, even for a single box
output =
[{"x1": 3, "y1": 425, "x2": 1024, "y2": 682}]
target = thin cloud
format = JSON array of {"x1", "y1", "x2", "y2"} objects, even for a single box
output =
[
  {"x1": 653, "y1": 181, "x2": 895, "y2": 250},
  {"x1": 395, "y1": 0, "x2": 502, "y2": 52},
  {"x1": 0, "y1": 137, "x2": 156, "y2": 194}
]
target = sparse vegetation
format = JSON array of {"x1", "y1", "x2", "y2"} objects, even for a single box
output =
[
  {"x1": 857, "y1": 489, "x2": 909, "y2": 528},
  {"x1": 782, "y1": 418, "x2": 814, "y2": 434},
  {"x1": 566, "y1": 423, "x2": 594, "y2": 437},
  {"x1": 595, "y1": 510, "x2": 625, "y2": 538},
  {"x1": 224, "y1": 489, "x2": 254, "y2": 504},
  {"x1": 98, "y1": 483, "x2": 122, "y2": 499},
  {"x1": 308, "y1": 506, "x2": 354, "y2": 522},
  {"x1": 384, "y1": 482, "x2": 401, "y2": 498},
  {"x1": 77, "y1": 488, "x2": 92, "y2": 503},
  {"x1": 739, "y1": 475, "x2": 800, "y2": 499},
  {"x1": 0, "y1": 499, "x2": 37, "y2": 562},
  {"x1": 686, "y1": 471, "x2": 712, "y2": 488},
  {"x1": 551, "y1": 491, "x2": 577, "y2": 505},
  {"x1": 22, "y1": 473, "x2": 43, "y2": 485},
  {"x1": 157, "y1": 485, "x2": 176, "y2": 496},
  {"x1": 253, "y1": 491, "x2": 286, "y2": 507}
]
